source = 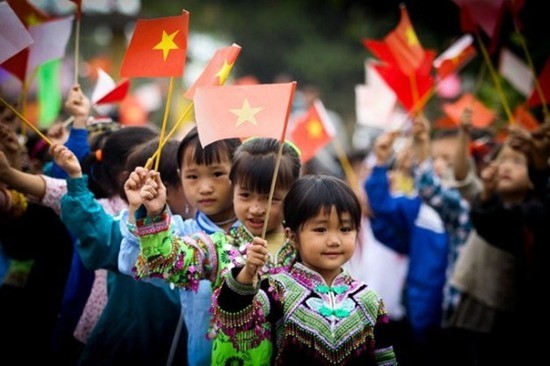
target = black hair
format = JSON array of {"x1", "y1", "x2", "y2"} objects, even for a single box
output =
[
  {"x1": 176, "y1": 126, "x2": 241, "y2": 170},
  {"x1": 81, "y1": 126, "x2": 157, "y2": 199},
  {"x1": 125, "y1": 137, "x2": 180, "y2": 190},
  {"x1": 283, "y1": 174, "x2": 362, "y2": 233},
  {"x1": 229, "y1": 138, "x2": 301, "y2": 194}
]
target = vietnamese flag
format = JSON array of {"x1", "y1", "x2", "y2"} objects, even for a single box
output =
[
  {"x1": 513, "y1": 104, "x2": 539, "y2": 131},
  {"x1": 120, "y1": 11, "x2": 189, "y2": 78},
  {"x1": 442, "y1": 93, "x2": 495, "y2": 128},
  {"x1": 184, "y1": 43, "x2": 241, "y2": 101},
  {"x1": 528, "y1": 58, "x2": 550, "y2": 108},
  {"x1": 7, "y1": 0, "x2": 50, "y2": 26},
  {"x1": 373, "y1": 51, "x2": 435, "y2": 112},
  {"x1": 384, "y1": 5, "x2": 425, "y2": 75},
  {"x1": 289, "y1": 99, "x2": 335, "y2": 163},
  {"x1": 364, "y1": 4, "x2": 427, "y2": 75},
  {"x1": 433, "y1": 34, "x2": 477, "y2": 80},
  {"x1": 194, "y1": 82, "x2": 296, "y2": 147}
]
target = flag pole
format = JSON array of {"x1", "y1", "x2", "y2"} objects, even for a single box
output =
[
  {"x1": 154, "y1": 77, "x2": 175, "y2": 170},
  {"x1": 74, "y1": 17, "x2": 81, "y2": 84},
  {"x1": 512, "y1": 21, "x2": 549, "y2": 119},
  {"x1": 145, "y1": 102, "x2": 194, "y2": 169},
  {"x1": 0, "y1": 97, "x2": 52, "y2": 145},
  {"x1": 475, "y1": 33, "x2": 515, "y2": 124}
]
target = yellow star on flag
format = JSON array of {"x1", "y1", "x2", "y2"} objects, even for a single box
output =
[
  {"x1": 153, "y1": 30, "x2": 180, "y2": 61},
  {"x1": 230, "y1": 98, "x2": 263, "y2": 126},
  {"x1": 306, "y1": 119, "x2": 324, "y2": 138},
  {"x1": 215, "y1": 60, "x2": 235, "y2": 85},
  {"x1": 405, "y1": 27, "x2": 419, "y2": 46},
  {"x1": 26, "y1": 14, "x2": 42, "y2": 26}
]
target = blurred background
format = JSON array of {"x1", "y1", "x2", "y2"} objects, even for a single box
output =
[{"x1": 1, "y1": 0, "x2": 549, "y2": 155}]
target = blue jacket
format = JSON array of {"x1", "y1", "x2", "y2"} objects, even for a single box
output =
[
  {"x1": 61, "y1": 176, "x2": 187, "y2": 366},
  {"x1": 365, "y1": 166, "x2": 448, "y2": 339}
]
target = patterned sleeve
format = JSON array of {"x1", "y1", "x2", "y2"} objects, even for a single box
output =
[
  {"x1": 211, "y1": 267, "x2": 276, "y2": 351},
  {"x1": 415, "y1": 160, "x2": 471, "y2": 235},
  {"x1": 38, "y1": 174, "x2": 67, "y2": 215},
  {"x1": 134, "y1": 205, "x2": 226, "y2": 291},
  {"x1": 368, "y1": 296, "x2": 398, "y2": 365}
]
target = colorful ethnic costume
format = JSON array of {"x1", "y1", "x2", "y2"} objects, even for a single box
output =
[
  {"x1": 133, "y1": 206, "x2": 296, "y2": 365},
  {"x1": 213, "y1": 263, "x2": 398, "y2": 365}
]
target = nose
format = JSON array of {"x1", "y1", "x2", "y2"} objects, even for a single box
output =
[
  {"x1": 327, "y1": 232, "x2": 341, "y2": 247},
  {"x1": 198, "y1": 179, "x2": 213, "y2": 194},
  {"x1": 250, "y1": 202, "x2": 266, "y2": 215}
]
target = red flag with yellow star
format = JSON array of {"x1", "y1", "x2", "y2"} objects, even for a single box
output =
[
  {"x1": 184, "y1": 43, "x2": 241, "y2": 101},
  {"x1": 194, "y1": 82, "x2": 296, "y2": 147},
  {"x1": 289, "y1": 99, "x2": 335, "y2": 163},
  {"x1": 364, "y1": 5, "x2": 426, "y2": 76},
  {"x1": 120, "y1": 11, "x2": 189, "y2": 78}
]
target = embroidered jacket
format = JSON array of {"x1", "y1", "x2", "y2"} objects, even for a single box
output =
[
  {"x1": 133, "y1": 205, "x2": 297, "y2": 365},
  {"x1": 213, "y1": 263, "x2": 398, "y2": 366}
]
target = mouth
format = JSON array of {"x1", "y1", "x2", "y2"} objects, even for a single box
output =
[
  {"x1": 246, "y1": 218, "x2": 264, "y2": 228},
  {"x1": 198, "y1": 199, "x2": 216, "y2": 205}
]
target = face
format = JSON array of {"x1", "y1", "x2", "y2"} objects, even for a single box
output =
[
  {"x1": 288, "y1": 206, "x2": 357, "y2": 285},
  {"x1": 166, "y1": 183, "x2": 194, "y2": 219},
  {"x1": 496, "y1": 146, "x2": 532, "y2": 195},
  {"x1": 179, "y1": 147, "x2": 234, "y2": 222},
  {"x1": 430, "y1": 136, "x2": 457, "y2": 179},
  {"x1": 233, "y1": 183, "x2": 287, "y2": 236}
]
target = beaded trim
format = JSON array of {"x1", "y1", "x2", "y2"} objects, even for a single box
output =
[{"x1": 225, "y1": 270, "x2": 260, "y2": 296}]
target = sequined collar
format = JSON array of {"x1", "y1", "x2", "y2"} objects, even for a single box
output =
[{"x1": 290, "y1": 262, "x2": 353, "y2": 291}]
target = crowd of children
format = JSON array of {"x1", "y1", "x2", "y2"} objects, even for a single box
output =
[{"x1": 1, "y1": 77, "x2": 550, "y2": 366}]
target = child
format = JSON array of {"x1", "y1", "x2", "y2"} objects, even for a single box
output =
[
  {"x1": 213, "y1": 174, "x2": 397, "y2": 365},
  {"x1": 50, "y1": 137, "x2": 190, "y2": 365},
  {"x1": 119, "y1": 127, "x2": 242, "y2": 366},
  {"x1": 468, "y1": 139, "x2": 549, "y2": 364},
  {"x1": 128, "y1": 137, "x2": 301, "y2": 365}
]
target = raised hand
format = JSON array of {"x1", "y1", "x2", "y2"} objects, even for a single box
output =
[
  {"x1": 124, "y1": 167, "x2": 149, "y2": 210},
  {"x1": 373, "y1": 132, "x2": 396, "y2": 166},
  {"x1": 65, "y1": 84, "x2": 91, "y2": 128},
  {"x1": 237, "y1": 237, "x2": 269, "y2": 285},
  {"x1": 49, "y1": 143, "x2": 82, "y2": 178},
  {"x1": 139, "y1": 170, "x2": 166, "y2": 216},
  {"x1": 479, "y1": 161, "x2": 498, "y2": 201}
]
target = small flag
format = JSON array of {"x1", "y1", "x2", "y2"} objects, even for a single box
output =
[
  {"x1": 194, "y1": 82, "x2": 296, "y2": 147},
  {"x1": 499, "y1": 48, "x2": 533, "y2": 97},
  {"x1": 184, "y1": 43, "x2": 241, "y2": 100},
  {"x1": 120, "y1": 11, "x2": 189, "y2": 78},
  {"x1": 433, "y1": 34, "x2": 476, "y2": 80},
  {"x1": 26, "y1": 15, "x2": 74, "y2": 76},
  {"x1": 91, "y1": 68, "x2": 130, "y2": 105},
  {"x1": 289, "y1": 99, "x2": 336, "y2": 163},
  {"x1": 527, "y1": 57, "x2": 550, "y2": 107},
  {"x1": 364, "y1": 5, "x2": 426, "y2": 75},
  {"x1": 442, "y1": 93, "x2": 495, "y2": 128},
  {"x1": 7, "y1": 0, "x2": 51, "y2": 27},
  {"x1": 0, "y1": 2, "x2": 34, "y2": 64}
]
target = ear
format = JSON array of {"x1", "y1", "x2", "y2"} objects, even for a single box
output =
[{"x1": 285, "y1": 228, "x2": 297, "y2": 247}]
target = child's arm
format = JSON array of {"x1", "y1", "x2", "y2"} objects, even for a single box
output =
[
  {"x1": 454, "y1": 107, "x2": 473, "y2": 182},
  {"x1": 0, "y1": 151, "x2": 47, "y2": 199}
]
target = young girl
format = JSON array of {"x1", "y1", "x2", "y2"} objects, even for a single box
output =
[
  {"x1": 213, "y1": 174, "x2": 397, "y2": 365},
  {"x1": 50, "y1": 136, "x2": 190, "y2": 366},
  {"x1": 127, "y1": 137, "x2": 301, "y2": 365},
  {"x1": 119, "y1": 126, "x2": 242, "y2": 366}
]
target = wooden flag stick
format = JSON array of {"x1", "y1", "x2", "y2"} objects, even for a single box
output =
[
  {"x1": 0, "y1": 97, "x2": 52, "y2": 145},
  {"x1": 145, "y1": 102, "x2": 194, "y2": 170},
  {"x1": 74, "y1": 18, "x2": 81, "y2": 84},
  {"x1": 475, "y1": 33, "x2": 515, "y2": 124},
  {"x1": 512, "y1": 21, "x2": 549, "y2": 119},
  {"x1": 154, "y1": 77, "x2": 175, "y2": 170}
]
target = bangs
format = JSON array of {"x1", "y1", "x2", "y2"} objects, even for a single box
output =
[{"x1": 233, "y1": 153, "x2": 295, "y2": 194}]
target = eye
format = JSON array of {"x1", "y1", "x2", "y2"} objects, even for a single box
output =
[
  {"x1": 184, "y1": 174, "x2": 198, "y2": 180},
  {"x1": 313, "y1": 227, "x2": 327, "y2": 233},
  {"x1": 341, "y1": 226, "x2": 354, "y2": 233},
  {"x1": 213, "y1": 170, "x2": 227, "y2": 178}
]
